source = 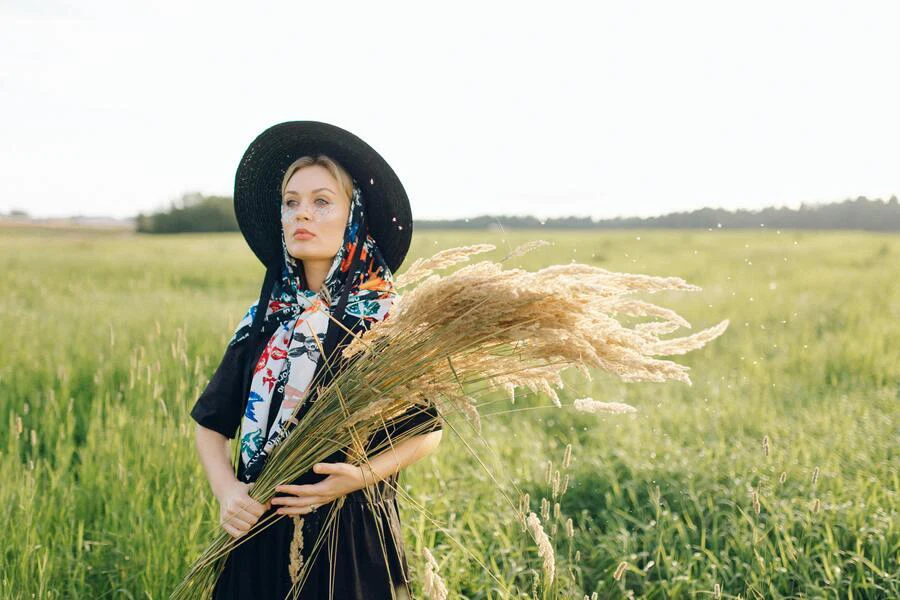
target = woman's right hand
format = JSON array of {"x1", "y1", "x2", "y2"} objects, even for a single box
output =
[{"x1": 216, "y1": 480, "x2": 272, "y2": 539}]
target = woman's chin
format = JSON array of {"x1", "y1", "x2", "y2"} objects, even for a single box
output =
[{"x1": 287, "y1": 243, "x2": 331, "y2": 262}]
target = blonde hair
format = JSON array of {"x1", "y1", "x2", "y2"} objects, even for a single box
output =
[{"x1": 280, "y1": 155, "x2": 354, "y2": 204}]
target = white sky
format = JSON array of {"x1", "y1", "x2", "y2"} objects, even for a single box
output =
[{"x1": 2, "y1": 1, "x2": 899, "y2": 220}]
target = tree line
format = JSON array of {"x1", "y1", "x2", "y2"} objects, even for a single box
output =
[
  {"x1": 135, "y1": 194, "x2": 899, "y2": 233},
  {"x1": 135, "y1": 192, "x2": 237, "y2": 233}
]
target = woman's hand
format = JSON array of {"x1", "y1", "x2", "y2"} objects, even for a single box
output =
[
  {"x1": 271, "y1": 462, "x2": 366, "y2": 516},
  {"x1": 271, "y1": 432, "x2": 443, "y2": 516},
  {"x1": 216, "y1": 480, "x2": 272, "y2": 539}
]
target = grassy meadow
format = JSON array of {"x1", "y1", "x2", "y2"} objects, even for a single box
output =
[{"x1": 0, "y1": 225, "x2": 897, "y2": 599}]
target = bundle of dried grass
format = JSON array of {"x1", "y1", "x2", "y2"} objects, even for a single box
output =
[{"x1": 172, "y1": 240, "x2": 728, "y2": 599}]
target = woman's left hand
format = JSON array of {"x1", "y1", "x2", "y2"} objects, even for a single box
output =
[{"x1": 271, "y1": 462, "x2": 366, "y2": 516}]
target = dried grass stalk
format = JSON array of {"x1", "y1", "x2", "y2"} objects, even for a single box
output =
[{"x1": 173, "y1": 241, "x2": 729, "y2": 598}]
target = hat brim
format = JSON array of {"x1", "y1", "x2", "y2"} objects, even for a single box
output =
[{"x1": 234, "y1": 121, "x2": 413, "y2": 273}]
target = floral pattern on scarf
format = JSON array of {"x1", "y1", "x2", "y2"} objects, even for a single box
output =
[{"x1": 227, "y1": 182, "x2": 398, "y2": 475}]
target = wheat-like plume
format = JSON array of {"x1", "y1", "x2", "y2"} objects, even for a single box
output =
[
  {"x1": 173, "y1": 240, "x2": 729, "y2": 598},
  {"x1": 394, "y1": 244, "x2": 496, "y2": 289},
  {"x1": 573, "y1": 398, "x2": 638, "y2": 414},
  {"x1": 422, "y1": 547, "x2": 449, "y2": 600},
  {"x1": 287, "y1": 517, "x2": 305, "y2": 586},
  {"x1": 526, "y1": 511, "x2": 555, "y2": 585}
]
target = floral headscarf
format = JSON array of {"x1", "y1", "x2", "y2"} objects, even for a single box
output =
[{"x1": 227, "y1": 182, "x2": 397, "y2": 480}]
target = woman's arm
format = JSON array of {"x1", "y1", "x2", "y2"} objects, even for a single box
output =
[
  {"x1": 271, "y1": 429, "x2": 443, "y2": 515},
  {"x1": 195, "y1": 423, "x2": 270, "y2": 538},
  {"x1": 358, "y1": 429, "x2": 444, "y2": 486},
  {"x1": 195, "y1": 423, "x2": 241, "y2": 500}
]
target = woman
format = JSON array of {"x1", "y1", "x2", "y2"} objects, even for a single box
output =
[{"x1": 190, "y1": 121, "x2": 444, "y2": 599}]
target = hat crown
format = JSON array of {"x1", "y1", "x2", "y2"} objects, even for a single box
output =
[{"x1": 234, "y1": 120, "x2": 413, "y2": 273}]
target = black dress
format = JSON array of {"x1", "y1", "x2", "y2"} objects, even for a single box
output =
[{"x1": 190, "y1": 322, "x2": 443, "y2": 600}]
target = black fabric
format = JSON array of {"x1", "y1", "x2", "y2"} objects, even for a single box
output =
[
  {"x1": 365, "y1": 402, "x2": 443, "y2": 456},
  {"x1": 212, "y1": 479, "x2": 415, "y2": 600},
  {"x1": 190, "y1": 305, "x2": 443, "y2": 472},
  {"x1": 190, "y1": 329, "x2": 443, "y2": 448},
  {"x1": 190, "y1": 317, "x2": 280, "y2": 440},
  {"x1": 191, "y1": 316, "x2": 443, "y2": 599}
]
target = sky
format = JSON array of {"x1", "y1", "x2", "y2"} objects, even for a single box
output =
[{"x1": 2, "y1": 1, "x2": 899, "y2": 221}]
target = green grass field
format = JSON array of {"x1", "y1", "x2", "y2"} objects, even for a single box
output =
[{"x1": 1, "y1": 226, "x2": 896, "y2": 599}]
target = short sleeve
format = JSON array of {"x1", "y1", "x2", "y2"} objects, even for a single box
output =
[
  {"x1": 364, "y1": 396, "x2": 443, "y2": 454},
  {"x1": 385, "y1": 400, "x2": 444, "y2": 439},
  {"x1": 388, "y1": 399, "x2": 443, "y2": 437},
  {"x1": 190, "y1": 339, "x2": 252, "y2": 439}
]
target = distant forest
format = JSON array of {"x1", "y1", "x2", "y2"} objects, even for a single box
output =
[{"x1": 135, "y1": 194, "x2": 899, "y2": 233}]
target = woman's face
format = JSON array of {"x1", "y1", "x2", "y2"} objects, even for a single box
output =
[{"x1": 280, "y1": 165, "x2": 350, "y2": 263}]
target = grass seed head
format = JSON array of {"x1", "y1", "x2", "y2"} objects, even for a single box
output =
[
  {"x1": 526, "y1": 512, "x2": 555, "y2": 585},
  {"x1": 422, "y1": 547, "x2": 449, "y2": 600},
  {"x1": 287, "y1": 516, "x2": 305, "y2": 587},
  {"x1": 573, "y1": 398, "x2": 637, "y2": 414}
]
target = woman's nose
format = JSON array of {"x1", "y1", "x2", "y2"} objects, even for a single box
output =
[{"x1": 294, "y1": 199, "x2": 314, "y2": 220}]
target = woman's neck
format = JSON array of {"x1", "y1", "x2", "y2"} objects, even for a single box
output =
[{"x1": 302, "y1": 259, "x2": 331, "y2": 293}]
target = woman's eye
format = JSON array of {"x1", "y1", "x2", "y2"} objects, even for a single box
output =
[{"x1": 282, "y1": 197, "x2": 328, "y2": 208}]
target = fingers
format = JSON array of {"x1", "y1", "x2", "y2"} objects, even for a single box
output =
[
  {"x1": 221, "y1": 509, "x2": 254, "y2": 530},
  {"x1": 222, "y1": 521, "x2": 245, "y2": 539},
  {"x1": 312, "y1": 462, "x2": 343, "y2": 474},
  {"x1": 237, "y1": 495, "x2": 267, "y2": 519},
  {"x1": 221, "y1": 497, "x2": 268, "y2": 532},
  {"x1": 220, "y1": 512, "x2": 253, "y2": 537},
  {"x1": 240, "y1": 482, "x2": 269, "y2": 517},
  {"x1": 271, "y1": 494, "x2": 331, "y2": 507},
  {"x1": 227, "y1": 499, "x2": 264, "y2": 524},
  {"x1": 221, "y1": 502, "x2": 272, "y2": 536},
  {"x1": 275, "y1": 483, "x2": 323, "y2": 496},
  {"x1": 277, "y1": 507, "x2": 315, "y2": 516},
  {"x1": 275, "y1": 502, "x2": 326, "y2": 516},
  {"x1": 271, "y1": 495, "x2": 331, "y2": 514},
  {"x1": 218, "y1": 483, "x2": 273, "y2": 538}
]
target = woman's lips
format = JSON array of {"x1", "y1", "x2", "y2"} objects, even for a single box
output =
[{"x1": 293, "y1": 230, "x2": 316, "y2": 240}]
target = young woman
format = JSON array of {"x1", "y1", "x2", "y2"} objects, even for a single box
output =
[{"x1": 190, "y1": 122, "x2": 443, "y2": 599}]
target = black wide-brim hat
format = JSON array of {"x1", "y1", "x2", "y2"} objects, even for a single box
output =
[{"x1": 234, "y1": 120, "x2": 413, "y2": 273}]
